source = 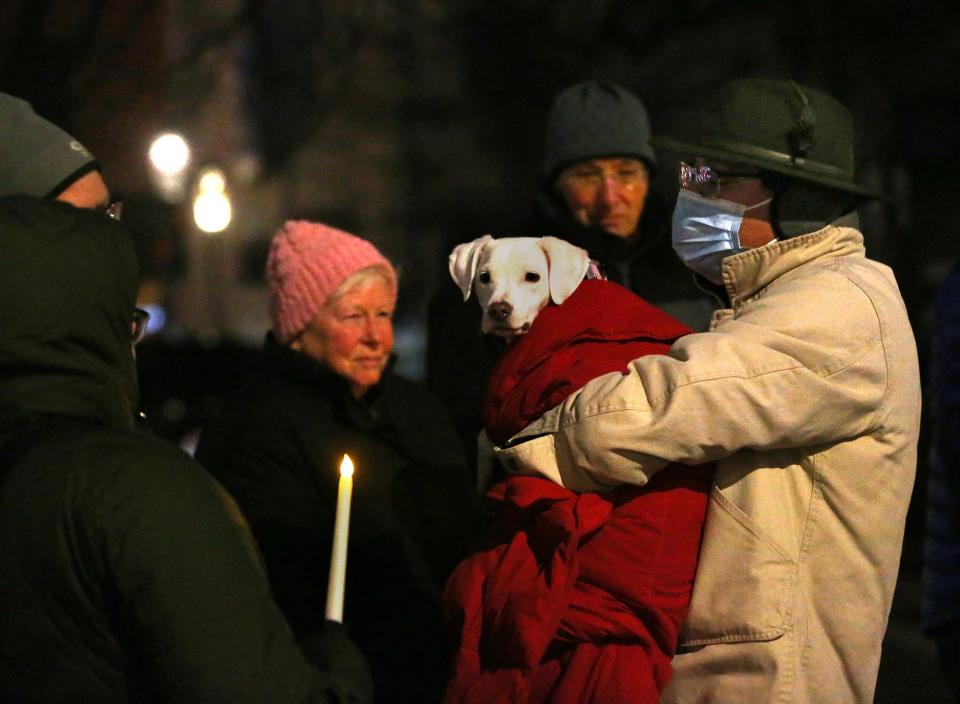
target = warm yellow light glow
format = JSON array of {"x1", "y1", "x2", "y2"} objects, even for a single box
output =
[
  {"x1": 340, "y1": 454, "x2": 354, "y2": 478},
  {"x1": 193, "y1": 193, "x2": 231, "y2": 233},
  {"x1": 148, "y1": 132, "x2": 191, "y2": 175},
  {"x1": 198, "y1": 169, "x2": 226, "y2": 192},
  {"x1": 193, "y1": 167, "x2": 232, "y2": 233}
]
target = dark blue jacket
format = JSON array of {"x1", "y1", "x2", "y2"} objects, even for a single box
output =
[{"x1": 924, "y1": 264, "x2": 960, "y2": 636}]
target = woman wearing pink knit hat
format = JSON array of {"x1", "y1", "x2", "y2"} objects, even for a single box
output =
[
  {"x1": 195, "y1": 221, "x2": 483, "y2": 703},
  {"x1": 267, "y1": 221, "x2": 399, "y2": 397}
]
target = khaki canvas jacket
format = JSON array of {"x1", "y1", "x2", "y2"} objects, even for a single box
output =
[{"x1": 495, "y1": 223, "x2": 921, "y2": 703}]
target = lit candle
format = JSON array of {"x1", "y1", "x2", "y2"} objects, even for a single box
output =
[{"x1": 325, "y1": 454, "x2": 354, "y2": 623}]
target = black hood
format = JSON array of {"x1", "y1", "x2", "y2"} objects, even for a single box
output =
[{"x1": 0, "y1": 196, "x2": 139, "y2": 431}]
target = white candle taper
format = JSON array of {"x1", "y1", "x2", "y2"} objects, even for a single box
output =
[{"x1": 325, "y1": 453, "x2": 354, "y2": 623}]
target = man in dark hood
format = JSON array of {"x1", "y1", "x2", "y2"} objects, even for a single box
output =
[{"x1": 0, "y1": 93, "x2": 372, "y2": 703}]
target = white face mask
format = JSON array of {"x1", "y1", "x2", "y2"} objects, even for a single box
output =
[{"x1": 671, "y1": 189, "x2": 773, "y2": 285}]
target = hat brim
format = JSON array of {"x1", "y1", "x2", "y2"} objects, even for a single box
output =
[{"x1": 651, "y1": 134, "x2": 888, "y2": 202}]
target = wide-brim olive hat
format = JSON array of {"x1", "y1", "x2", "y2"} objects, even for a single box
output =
[{"x1": 652, "y1": 79, "x2": 882, "y2": 199}]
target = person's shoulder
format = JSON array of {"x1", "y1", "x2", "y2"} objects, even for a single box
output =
[
  {"x1": 383, "y1": 372, "x2": 438, "y2": 402},
  {"x1": 218, "y1": 362, "x2": 335, "y2": 425},
  {"x1": 382, "y1": 373, "x2": 457, "y2": 419},
  {"x1": 816, "y1": 243, "x2": 909, "y2": 318},
  {"x1": 747, "y1": 252, "x2": 892, "y2": 351},
  {"x1": 70, "y1": 426, "x2": 219, "y2": 511},
  {"x1": 0, "y1": 194, "x2": 113, "y2": 232},
  {"x1": 194, "y1": 367, "x2": 330, "y2": 469},
  {"x1": 379, "y1": 372, "x2": 467, "y2": 464},
  {"x1": 79, "y1": 426, "x2": 205, "y2": 482},
  {"x1": 0, "y1": 193, "x2": 61, "y2": 215}
]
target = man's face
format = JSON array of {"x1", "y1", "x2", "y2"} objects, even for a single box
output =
[
  {"x1": 55, "y1": 170, "x2": 110, "y2": 210},
  {"x1": 555, "y1": 157, "x2": 649, "y2": 239},
  {"x1": 681, "y1": 158, "x2": 775, "y2": 249}
]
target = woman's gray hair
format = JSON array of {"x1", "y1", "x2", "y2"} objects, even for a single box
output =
[{"x1": 327, "y1": 264, "x2": 398, "y2": 306}]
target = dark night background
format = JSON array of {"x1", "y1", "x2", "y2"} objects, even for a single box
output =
[{"x1": 2, "y1": 1, "x2": 958, "y2": 700}]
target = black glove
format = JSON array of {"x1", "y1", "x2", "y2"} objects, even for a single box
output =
[{"x1": 300, "y1": 620, "x2": 374, "y2": 704}]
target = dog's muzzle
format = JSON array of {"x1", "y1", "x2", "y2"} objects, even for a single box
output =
[{"x1": 487, "y1": 301, "x2": 512, "y2": 321}]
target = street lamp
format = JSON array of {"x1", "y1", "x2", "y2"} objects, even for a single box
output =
[
  {"x1": 148, "y1": 132, "x2": 191, "y2": 201},
  {"x1": 149, "y1": 132, "x2": 191, "y2": 174},
  {"x1": 192, "y1": 167, "x2": 232, "y2": 234}
]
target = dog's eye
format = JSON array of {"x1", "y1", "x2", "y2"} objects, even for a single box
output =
[
  {"x1": 525, "y1": 272, "x2": 541, "y2": 283},
  {"x1": 478, "y1": 272, "x2": 491, "y2": 284}
]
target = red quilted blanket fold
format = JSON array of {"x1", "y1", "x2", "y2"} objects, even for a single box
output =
[{"x1": 443, "y1": 280, "x2": 712, "y2": 704}]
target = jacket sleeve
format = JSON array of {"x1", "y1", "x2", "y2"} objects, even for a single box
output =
[
  {"x1": 194, "y1": 394, "x2": 342, "y2": 639},
  {"x1": 496, "y1": 272, "x2": 889, "y2": 491},
  {"x1": 89, "y1": 439, "x2": 365, "y2": 704}
]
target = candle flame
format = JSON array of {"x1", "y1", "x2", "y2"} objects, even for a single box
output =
[{"x1": 339, "y1": 454, "x2": 354, "y2": 478}]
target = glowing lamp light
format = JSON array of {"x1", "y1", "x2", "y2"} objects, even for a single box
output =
[
  {"x1": 192, "y1": 168, "x2": 232, "y2": 234},
  {"x1": 148, "y1": 132, "x2": 191, "y2": 176},
  {"x1": 198, "y1": 169, "x2": 226, "y2": 192}
]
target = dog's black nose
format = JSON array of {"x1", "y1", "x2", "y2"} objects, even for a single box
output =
[{"x1": 488, "y1": 302, "x2": 512, "y2": 321}]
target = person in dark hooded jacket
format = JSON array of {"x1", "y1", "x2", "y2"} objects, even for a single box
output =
[{"x1": 0, "y1": 92, "x2": 371, "y2": 704}]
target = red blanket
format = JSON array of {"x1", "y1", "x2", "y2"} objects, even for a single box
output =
[{"x1": 443, "y1": 280, "x2": 712, "y2": 704}]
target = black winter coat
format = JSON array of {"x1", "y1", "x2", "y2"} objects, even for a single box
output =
[
  {"x1": 195, "y1": 336, "x2": 483, "y2": 703},
  {"x1": 0, "y1": 196, "x2": 359, "y2": 703}
]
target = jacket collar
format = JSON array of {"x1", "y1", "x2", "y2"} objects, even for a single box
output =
[
  {"x1": 527, "y1": 182, "x2": 672, "y2": 263},
  {"x1": 720, "y1": 217, "x2": 866, "y2": 309},
  {"x1": 262, "y1": 332, "x2": 394, "y2": 418}
]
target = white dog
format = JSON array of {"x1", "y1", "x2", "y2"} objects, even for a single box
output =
[{"x1": 448, "y1": 235, "x2": 594, "y2": 338}]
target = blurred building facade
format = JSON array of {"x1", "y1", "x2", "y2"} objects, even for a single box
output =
[{"x1": 3, "y1": 0, "x2": 955, "y2": 364}]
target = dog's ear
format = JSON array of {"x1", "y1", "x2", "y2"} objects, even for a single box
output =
[
  {"x1": 540, "y1": 236, "x2": 590, "y2": 304},
  {"x1": 448, "y1": 235, "x2": 494, "y2": 301}
]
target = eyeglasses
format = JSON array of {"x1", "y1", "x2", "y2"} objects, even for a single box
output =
[
  {"x1": 561, "y1": 162, "x2": 649, "y2": 191},
  {"x1": 679, "y1": 162, "x2": 761, "y2": 197},
  {"x1": 100, "y1": 197, "x2": 123, "y2": 221},
  {"x1": 131, "y1": 307, "x2": 150, "y2": 346}
]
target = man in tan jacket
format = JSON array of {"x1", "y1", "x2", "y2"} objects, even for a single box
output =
[{"x1": 493, "y1": 79, "x2": 920, "y2": 703}]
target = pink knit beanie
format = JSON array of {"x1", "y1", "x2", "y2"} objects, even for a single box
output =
[{"x1": 266, "y1": 220, "x2": 396, "y2": 344}]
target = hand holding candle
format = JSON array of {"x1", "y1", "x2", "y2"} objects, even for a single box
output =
[{"x1": 325, "y1": 453, "x2": 354, "y2": 623}]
